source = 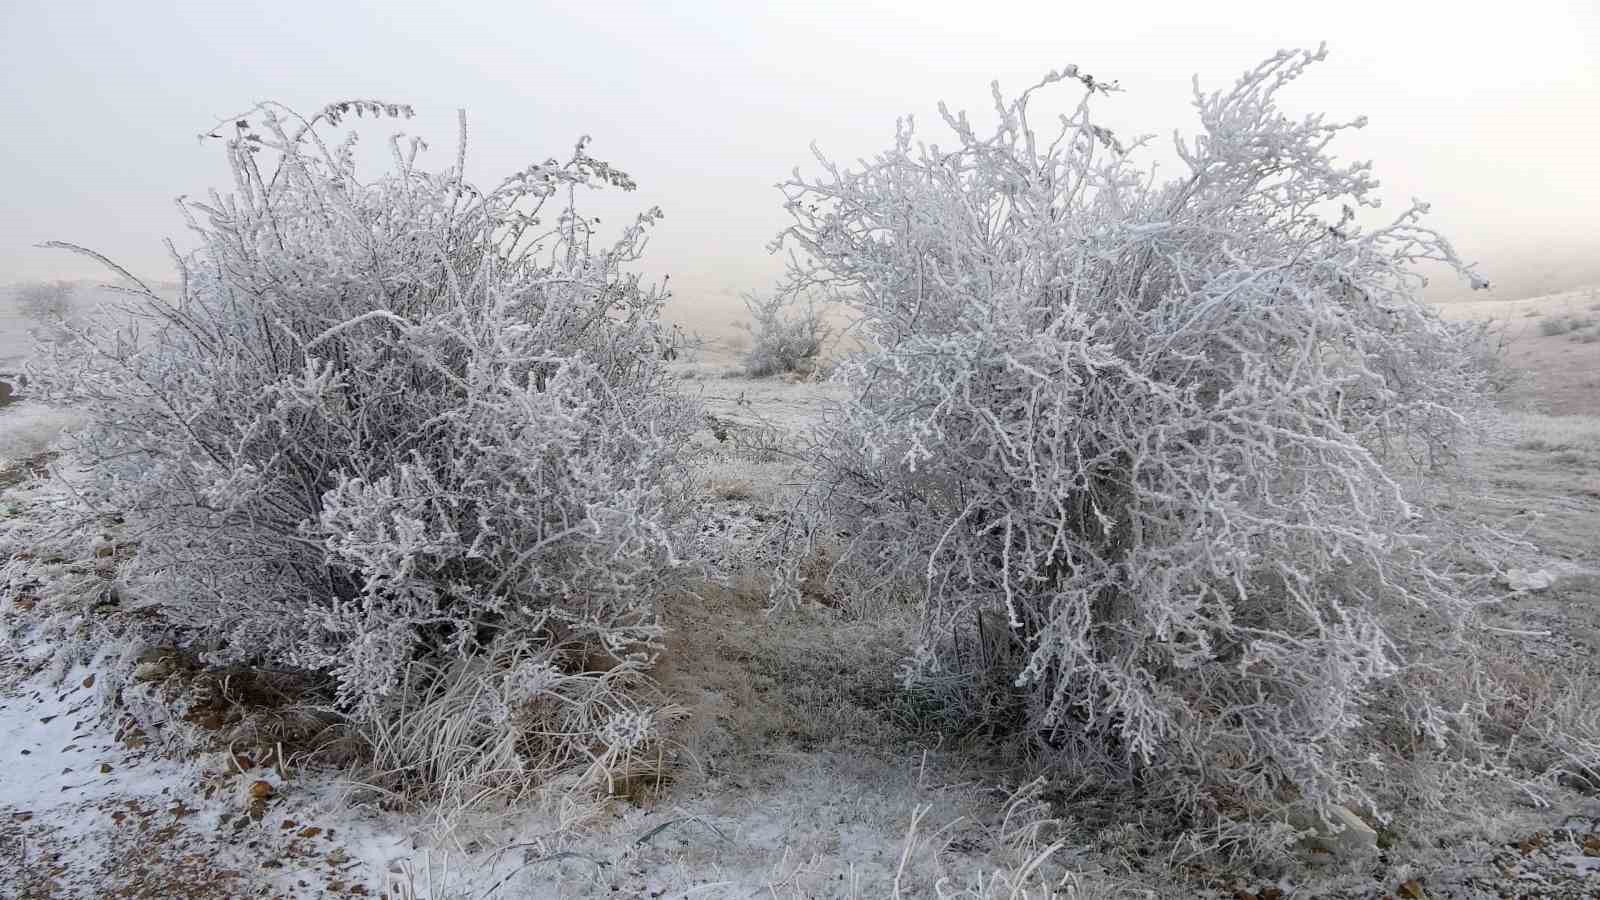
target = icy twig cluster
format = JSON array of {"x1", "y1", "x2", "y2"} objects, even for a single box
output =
[
  {"x1": 13, "y1": 100, "x2": 700, "y2": 739},
  {"x1": 773, "y1": 47, "x2": 1507, "y2": 835}
]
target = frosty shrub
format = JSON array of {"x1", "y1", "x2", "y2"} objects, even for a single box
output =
[
  {"x1": 17, "y1": 280, "x2": 75, "y2": 323},
  {"x1": 19, "y1": 100, "x2": 701, "y2": 744},
  {"x1": 737, "y1": 290, "x2": 833, "y2": 377},
  {"x1": 772, "y1": 48, "x2": 1510, "y2": 837},
  {"x1": 1451, "y1": 317, "x2": 1522, "y2": 398},
  {"x1": 15, "y1": 280, "x2": 78, "y2": 347}
]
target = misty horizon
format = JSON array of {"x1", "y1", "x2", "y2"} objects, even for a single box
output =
[{"x1": 3, "y1": 1, "x2": 1596, "y2": 323}]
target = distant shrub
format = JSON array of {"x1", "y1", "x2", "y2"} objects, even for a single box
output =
[
  {"x1": 15, "y1": 97, "x2": 702, "y2": 778},
  {"x1": 1540, "y1": 316, "x2": 1575, "y2": 336},
  {"x1": 773, "y1": 47, "x2": 1512, "y2": 846},
  {"x1": 1453, "y1": 318, "x2": 1523, "y2": 397},
  {"x1": 737, "y1": 291, "x2": 832, "y2": 377},
  {"x1": 15, "y1": 281, "x2": 78, "y2": 346},
  {"x1": 16, "y1": 280, "x2": 73, "y2": 321}
]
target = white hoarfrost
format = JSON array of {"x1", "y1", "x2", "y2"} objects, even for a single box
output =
[
  {"x1": 3, "y1": 100, "x2": 704, "y2": 805},
  {"x1": 771, "y1": 45, "x2": 1522, "y2": 848}
]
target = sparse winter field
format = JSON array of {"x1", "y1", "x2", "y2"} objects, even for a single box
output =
[{"x1": 2, "y1": 287, "x2": 1599, "y2": 899}]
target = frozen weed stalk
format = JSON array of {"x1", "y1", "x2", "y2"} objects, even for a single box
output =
[
  {"x1": 773, "y1": 46, "x2": 1519, "y2": 851},
  {"x1": 13, "y1": 98, "x2": 703, "y2": 805}
]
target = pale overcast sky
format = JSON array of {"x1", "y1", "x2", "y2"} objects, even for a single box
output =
[{"x1": 2, "y1": 0, "x2": 1596, "y2": 323}]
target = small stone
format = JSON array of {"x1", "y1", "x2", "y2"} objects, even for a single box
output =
[
  {"x1": 81, "y1": 674, "x2": 95, "y2": 689},
  {"x1": 99, "y1": 762, "x2": 113, "y2": 774},
  {"x1": 1502, "y1": 568, "x2": 1555, "y2": 592},
  {"x1": 1287, "y1": 805, "x2": 1378, "y2": 858},
  {"x1": 132, "y1": 660, "x2": 174, "y2": 683}
]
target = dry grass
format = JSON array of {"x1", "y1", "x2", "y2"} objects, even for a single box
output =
[
  {"x1": 111, "y1": 646, "x2": 359, "y2": 774},
  {"x1": 653, "y1": 576, "x2": 923, "y2": 772},
  {"x1": 1436, "y1": 287, "x2": 1600, "y2": 416},
  {"x1": 1502, "y1": 411, "x2": 1600, "y2": 453},
  {"x1": 706, "y1": 477, "x2": 756, "y2": 502}
]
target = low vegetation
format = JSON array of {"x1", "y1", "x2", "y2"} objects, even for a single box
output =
[
  {"x1": 1539, "y1": 315, "x2": 1597, "y2": 337},
  {"x1": 736, "y1": 291, "x2": 833, "y2": 378},
  {"x1": 769, "y1": 45, "x2": 1555, "y2": 861},
  {"x1": 4, "y1": 101, "x2": 704, "y2": 812}
]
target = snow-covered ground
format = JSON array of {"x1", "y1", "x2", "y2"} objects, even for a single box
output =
[{"x1": 4, "y1": 323, "x2": 1600, "y2": 898}]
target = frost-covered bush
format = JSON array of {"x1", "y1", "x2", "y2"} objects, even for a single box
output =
[
  {"x1": 18, "y1": 101, "x2": 701, "y2": 729},
  {"x1": 737, "y1": 291, "x2": 833, "y2": 377},
  {"x1": 14, "y1": 280, "x2": 78, "y2": 348},
  {"x1": 773, "y1": 48, "x2": 1509, "y2": 836},
  {"x1": 1451, "y1": 317, "x2": 1521, "y2": 398},
  {"x1": 17, "y1": 280, "x2": 74, "y2": 323}
]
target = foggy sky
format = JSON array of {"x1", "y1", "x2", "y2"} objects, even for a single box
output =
[{"x1": 2, "y1": 0, "x2": 1596, "y2": 324}]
